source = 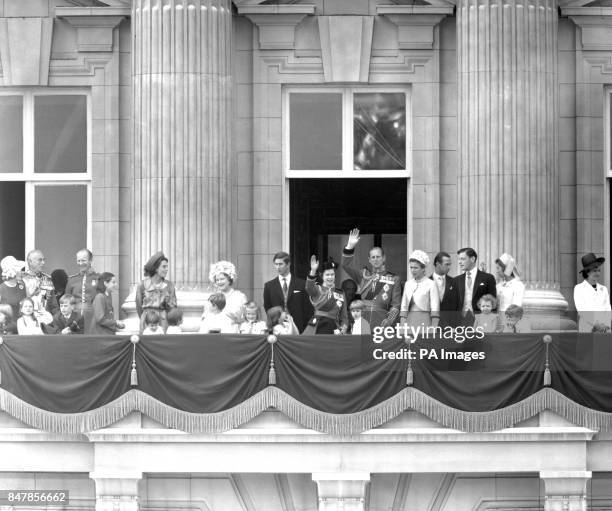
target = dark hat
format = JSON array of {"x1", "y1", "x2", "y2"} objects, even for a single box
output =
[
  {"x1": 144, "y1": 251, "x2": 167, "y2": 276},
  {"x1": 321, "y1": 258, "x2": 338, "y2": 272},
  {"x1": 580, "y1": 253, "x2": 605, "y2": 272}
]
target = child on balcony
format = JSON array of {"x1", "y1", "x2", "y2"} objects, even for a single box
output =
[
  {"x1": 473, "y1": 294, "x2": 499, "y2": 333},
  {"x1": 348, "y1": 299, "x2": 371, "y2": 335},
  {"x1": 165, "y1": 308, "x2": 184, "y2": 334},
  {"x1": 0, "y1": 305, "x2": 17, "y2": 335},
  {"x1": 199, "y1": 293, "x2": 237, "y2": 333},
  {"x1": 17, "y1": 297, "x2": 45, "y2": 335},
  {"x1": 239, "y1": 301, "x2": 268, "y2": 334},
  {"x1": 142, "y1": 310, "x2": 164, "y2": 335},
  {"x1": 501, "y1": 305, "x2": 531, "y2": 333},
  {"x1": 50, "y1": 294, "x2": 84, "y2": 334},
  {"x1": 88, "y1": 273, "x2": 125, "y2": 335},
  {"x1": 266, "y1": 306, "x2": 299, "y2": 336}
]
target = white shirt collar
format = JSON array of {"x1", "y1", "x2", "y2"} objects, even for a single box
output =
[
  {"x1": 465, "y1": 267, "x2": 477, "y2": 280},
  {"x1": 278, "y1": 273, "x2": 292, "y2": 285}
]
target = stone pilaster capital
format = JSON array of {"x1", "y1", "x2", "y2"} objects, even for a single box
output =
[
  {"x1": 312, "y1": 473, "x2": 370, "y2": 510},
  {"x1": 540, "y1": 471, "x2": 591, "y2": 511}
]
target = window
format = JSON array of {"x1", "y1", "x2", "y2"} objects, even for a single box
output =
[
  {"x1": 284, "y1": 87, "x2": 410, "y2": 177},
  {"x1": 0, "y1": 90, "x2": 90, "y2": 271}
]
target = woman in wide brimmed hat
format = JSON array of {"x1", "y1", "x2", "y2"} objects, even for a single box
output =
[
  {"x1": 303, "y1": 256, "x2": 348, "y2": 335},
  {"x1": 135, "y1": 251, "x2": 177, "y2": 333},
  {"x1": 573, "y1": 253, "x2": 611, "y2": 333},
  {"x1": 399, "y1": 250, "x2": 440, "y2": 329}
]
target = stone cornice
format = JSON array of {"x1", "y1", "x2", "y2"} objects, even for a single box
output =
[
  {"x1": 56, "y1": 6, "x2": 130, "y2": 17},
  {"x1": 56, "y1": 9, "x2": 126, "y2": 52},
  {"x1": 377, "y1": 5, "x2": 452, "y2": 50},
  {"x1": 564, "y1": 9, "x2": 612, "y2": 51},
  {"x1": 240, "y1": 5, "x2": 315, "y2": 50}
]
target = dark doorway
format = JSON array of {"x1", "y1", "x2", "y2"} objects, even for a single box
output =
[
  {"x1": 0, "y1": 182, "x2": 25, "y2": 259},
  {"x1": 289, "y1": 178, "x2": 408, "y2": 283}
]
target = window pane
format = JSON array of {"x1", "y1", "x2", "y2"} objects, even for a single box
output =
[
  {"x1": 35, "y1": 95, "x2": 87, "y2": 173},
  {"x1": 0, "y1": 96, "x2": 23, "y2": 173},
  {"x1": 354, "y1": 93, "x2": 406, "y2": 170},
  {"x1": 290, "y1": 93, "x2": 342, "y2": 170},
  {"x1": 35, "y1": 185, "x2": 87, "y2": 273},
  {"x1": 0, "y1": 182, "x2": 25, "y2": 257}
]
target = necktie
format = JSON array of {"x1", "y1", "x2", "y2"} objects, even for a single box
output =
[
  {"x1": 282, "y1": 278, "x2": 288, "y2": 310},
  {"x1": 464, "y1": 271, "x2": 473, "y2": 313}
]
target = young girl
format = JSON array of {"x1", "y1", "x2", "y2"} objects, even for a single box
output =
[
  {"x1": 239, "y1": 301, "x2": 268, "y2": 334},
  {"x1": 473, "y1": 294, "x2": 499, "y2": 333},
  {"x1": 17, "y1": 297, "x2": 45, "y2": 335},
  {"x1": 142, "y1": 309, "x2": 164, "y2": 335},
  {"x1": 266, "y1": 306, "x2": 299, "y2": 336},
  {"x1": 88, "y1": 273, "x2": 125, "y2": 335}
]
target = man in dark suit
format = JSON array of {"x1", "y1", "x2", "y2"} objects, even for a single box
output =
[
  {"x1": 430, "y1": 251, "x2": 460, "y2": 328},
  {"x1": 453, "y1": 247, "x2": 497, "y2": 326},
  {"x1": 263, "y1": 251, "x2": 313, "y2": 334}
]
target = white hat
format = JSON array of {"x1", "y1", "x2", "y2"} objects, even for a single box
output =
[
  {"x1": 409, "y1": 250, "x2": 430, "y2": 267},
  {"x1": 0, "y1": 256, "x2": 26, "y2": 280},
  {"x1": 497, "y1": 253, "x2": 519, "y2": 277}
]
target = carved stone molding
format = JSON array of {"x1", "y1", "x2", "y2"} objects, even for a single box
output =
[
  {"x1": 240, "y1": 5, "x2": 314, "y2": 50},
  {"x1": 58, "y1": 14, "x2": 125, "y2": 52},
  {"x1": 378, "y1": 5, "x2": 452, "y2": 50},
  {"x1": 0, "y1": 17, "x2": 53, "y2": 86},
  {"x1": 318, "y1": 16, "x2": 374, "y2": 82}
]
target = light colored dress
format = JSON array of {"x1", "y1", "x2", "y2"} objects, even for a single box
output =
[
  {"x1": 496, "y1": 278, "x2": 525, "y2": 312},
  {"x1": 239, "y1": 320, "x2": 268, "y2": 335},
  {"x1": 573, "y1": 280, "x2": 612, "y2": 332},
  {"x1": 17, "y1": 316, "x2": 45, "y2": 335},
  {"x1": 199, "y1": 312, "x2": 238, "y2": 333},
  {"x1": 400, "y1": 277, "x2": 440, "y2": 328},
  {"x1": 203, "y1": 288, "x2": 247, "y2": 330}
]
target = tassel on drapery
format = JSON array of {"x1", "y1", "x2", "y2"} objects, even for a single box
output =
[
  {"x1": 130, "y1": 335, "x2": 139, "y2": 386},
  {"x1": 543, "y1": 335, "x2": 552, "y2": 386},
  {"x1": 267, "y1": 334, "x2": 277, "y2": 385}
]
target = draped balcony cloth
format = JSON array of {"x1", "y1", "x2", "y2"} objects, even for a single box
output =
[{"x1": 0, "y1": 334, "x2": 611, "y2": 434}]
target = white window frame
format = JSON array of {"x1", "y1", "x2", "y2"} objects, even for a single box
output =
[
  {"x1": 282, "y1": 85, "x2": 412, "y2": 178},
  {"x1": 0, "y1": 88, "x2": 92, "y2": 255},
  {"x1": 605, "y1": 87, "x2": 612, "y2": 291}
]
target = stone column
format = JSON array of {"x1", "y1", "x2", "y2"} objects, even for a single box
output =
[
  {"x1": 312, "y1": 473, "x2": 370, "y2": 511},
  {"x1": 540, "y1": 471, "x2": 591, "y2": 511},
  {"x1": 124, "y1": 0, "x2": 232, "y2": 331},
  {"x1": 456, "y1": 0, "x2": 573, "y2": 326},
  {"x1": 92, "y1": 474, "x2": 141, "y2": 511}
]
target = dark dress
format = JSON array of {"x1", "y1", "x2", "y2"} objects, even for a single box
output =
[
  {"x1": 88, "y1": 293, "x2": 120, "y2": 335},
  {"x1": 0, "y1": 281, "x2": 27, "y2": 322}
]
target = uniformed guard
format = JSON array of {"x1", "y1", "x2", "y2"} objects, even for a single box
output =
[
  {"x1": 65, "y1": 249, "x2": 99, "y2": 332},
  {"x1": 22, "y1": 249, "x2": 59, "y2": 317},
  {"x1": 341, "y1": 228, "x2": 401, "y2": 329}
]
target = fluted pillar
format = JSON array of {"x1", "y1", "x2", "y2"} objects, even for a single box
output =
[
  {"x1": 125, "y1": 0, "x2": 232, "y2": 330},
  {"x1": 457, "y1": 0, "x2": 571, "y2": 324}
]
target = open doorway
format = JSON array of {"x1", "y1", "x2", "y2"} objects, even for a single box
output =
[{"x1": 289, "y1": 178, "x2": 408, "y2": 284}]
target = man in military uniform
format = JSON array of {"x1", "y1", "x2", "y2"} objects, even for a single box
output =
[
  {"x1": 22, "y1": 249, "x2": 59, "y2": 317},
  {"x1": 65, "y1": 249, "x2": 99, "y2": 332},
  {"x1": 341, "y1": 228, "x2": 401, "y2": 329}
]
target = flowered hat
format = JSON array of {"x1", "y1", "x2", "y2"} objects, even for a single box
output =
[
  {"x1": 409, "y1": 250, "x2": 429, "y2": 267},
  {"x1": 209, "y1": 260, "x2": 237, "y2": 283}
]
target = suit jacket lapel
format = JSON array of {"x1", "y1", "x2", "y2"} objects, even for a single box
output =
[{"x1": 443, "y1": 275, "x2": 453, "y2": 302}]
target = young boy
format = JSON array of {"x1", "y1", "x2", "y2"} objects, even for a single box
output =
[
  {"x1": 349, "y1": 299, "x2": 371, "y2": 335},
  {"x1": 502, "y1": 305, "x2": 531, "y2": 333},
  {"x1": 50, "y1": 294, "x2": 84, "y2": 334},
  {"x1": 199, "y1": 293, "x2": 237, "y2": 333},
  {"x1": 142, "y1": 310, "x2": 164, "y2": 335},
  {"x1": 165, "y1": 308, "x2": 184, "y2": 334}
]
